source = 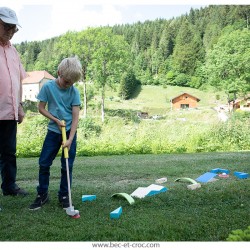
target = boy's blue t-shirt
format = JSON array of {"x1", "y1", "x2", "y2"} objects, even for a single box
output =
[{"x1": 37, "y1": 80, "x2": 81, "y2": 134}]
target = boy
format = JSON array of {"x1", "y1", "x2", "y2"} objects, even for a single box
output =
[{"x1": 29, "y1": 57, "x2": 82, "y2": 210}]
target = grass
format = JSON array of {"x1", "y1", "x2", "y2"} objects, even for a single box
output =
[
  {"x1": 105, "y1": 85, "x2": 227, "y2": 115},
  {"x1": 0, "y1": 152, "x2": 249, "y2": 241}
]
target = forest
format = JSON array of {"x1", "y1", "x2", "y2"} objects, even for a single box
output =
[{"x1": 15, "y1": 5, "x2": 250, "y2": 121}]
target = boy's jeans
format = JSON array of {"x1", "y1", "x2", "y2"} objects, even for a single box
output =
[{"x1": 37, "y1": 130, "x2": 77, "y2": 198}]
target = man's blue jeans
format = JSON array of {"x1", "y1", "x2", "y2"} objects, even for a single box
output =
[
  {"x1": 37, "y1": 129, "x2": 77, "y2": 198},
  {"x1": 0, "y1": 120, "x2": 18, "y2": 192}
]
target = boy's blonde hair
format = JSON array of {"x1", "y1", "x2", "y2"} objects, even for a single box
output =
[{"x1": 58, "y1": 57, "x2": 82, "y2": 83}]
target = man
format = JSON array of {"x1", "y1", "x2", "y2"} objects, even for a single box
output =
[{"x1": 0, "y1": 6, "x2": 28, "y2": 204}]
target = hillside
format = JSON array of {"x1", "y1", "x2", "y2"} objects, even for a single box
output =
[{"x1": 104, "y1": 85, "x2": 228, "y2": 116}]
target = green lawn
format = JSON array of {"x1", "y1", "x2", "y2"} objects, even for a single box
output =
[{"x1": 0, "y1": 152, "x2": 249, "y2": 241}]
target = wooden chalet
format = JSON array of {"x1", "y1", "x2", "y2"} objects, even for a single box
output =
[{"x1": 170, "y1": 92, "x2": 200, "y2": 110}]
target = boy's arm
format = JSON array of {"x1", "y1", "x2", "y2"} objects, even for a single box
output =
[
  {"x1": 38, "y1": 101, "x2": 64, "y2": 127},
  {"x1": 62, "y1": 105, "x2": 80, "y2": 150},
  {"x1": 68, "y1": 105, "x2": 80, "y2": 142}
]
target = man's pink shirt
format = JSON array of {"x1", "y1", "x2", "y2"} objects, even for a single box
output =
[{"x1": 0, "y1": 41, "x2": 26, "y2": 120}]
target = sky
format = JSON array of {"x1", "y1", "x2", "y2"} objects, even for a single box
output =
[{"x1": 1, "y1": 0, "x2": 242, "y2": 44}]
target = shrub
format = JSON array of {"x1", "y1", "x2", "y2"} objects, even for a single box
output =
[
  {"x1": 17, "y1": 107, "x2": 250, "y2": 157},
  {"x1": 22, "y1": 100, "x2": 38, "y2": 113},
  {"x1": 226, "y1": 226, "x2": 250, "y2": 241},
  {"x1": 78, "y1": 117, "x2": 102, "y2": 138},
  {"x1": 118, "y1": 70, "x2": 141, "y2": 100},
  {"x1": 105, "y1": 109, "x2": 140, "y2": 123}
]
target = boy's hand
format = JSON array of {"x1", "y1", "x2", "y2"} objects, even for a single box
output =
[
  {"x1": 60, "y1": 120, "x2": 72, "y2": 151},
  {"x1": 57, "y1": 119, "x2": 66, "y2": 130},
  {"x1": 62, "y1": 139, "x2": 72, "y2": 151}
]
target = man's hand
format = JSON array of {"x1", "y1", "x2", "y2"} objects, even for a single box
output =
[{"x1": 18, "y1": 105, "x2": 25, "y2": 124}]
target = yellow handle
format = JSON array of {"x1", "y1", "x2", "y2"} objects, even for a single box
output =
[{"x1": 61, "y1": 120, "x2": 69, "y2": 159}]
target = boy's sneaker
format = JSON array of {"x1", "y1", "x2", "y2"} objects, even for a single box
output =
[
  {"x1": 59, "y1": 196, "x2": 70, "y2": 209},
  {"x1": 29, "y1": 193, "x2": 49, "y2": 210}
]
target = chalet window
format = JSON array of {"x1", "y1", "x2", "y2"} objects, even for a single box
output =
[{"x1": 181, "y1": 104, "x2": 189, "y2": 109}]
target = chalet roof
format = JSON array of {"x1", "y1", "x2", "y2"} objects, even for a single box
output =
[
  {"x1": 22, "y1": 71, "x2": 55, "y2": 84},
  {"x1": 170, "y1": 92, "x2": 200, "y2": 102}
]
